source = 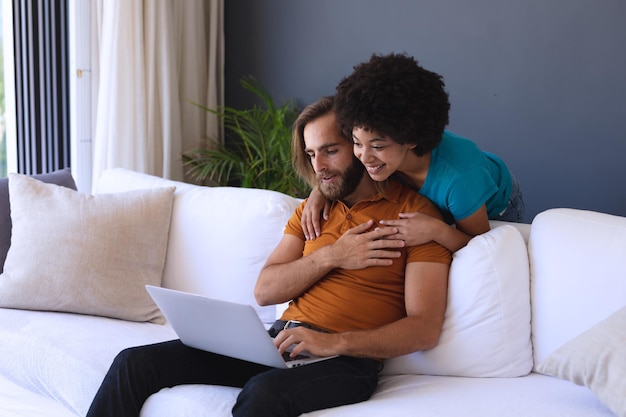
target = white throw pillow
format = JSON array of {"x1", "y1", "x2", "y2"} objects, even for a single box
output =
[
  {"x1": 96, "y1": 168, "x2": 302, "y2": 324},
  {"x1": 0, "y1": 174, "x2": 175, "y2": 323},
  {"x1": 383, "y1": 225, "x2": 533, "y2": 377},
  {"x1": 537, "y1": 305, "x2": 626, "y2": 417}
]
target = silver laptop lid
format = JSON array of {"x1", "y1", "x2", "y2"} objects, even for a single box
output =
[{"x1": 146, "y1": 285, "x2": 336, "y2": 368}]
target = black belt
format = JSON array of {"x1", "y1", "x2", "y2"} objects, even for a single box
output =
[{"x1": 268, "y1": 320, "x2": 330, "y2": 338}]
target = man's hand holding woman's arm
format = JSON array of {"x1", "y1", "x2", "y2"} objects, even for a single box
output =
[{"x1": 254, "y1": 220, "x2": 404, "y2": 306}]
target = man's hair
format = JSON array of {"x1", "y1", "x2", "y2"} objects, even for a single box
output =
[
  {"x1": 334, "y1": 52, "x2": 450, "y2": 156},
  {"x1": 292, "y1": 96, "x2": 350, "y2": 188},
  {"x1": 291, "y1": 95, "x2": 388, "y2": 197}
]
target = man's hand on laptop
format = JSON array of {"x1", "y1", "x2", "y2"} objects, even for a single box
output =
[{"x1": 273, "y1": 327, "x2": 338, "y2": 358}]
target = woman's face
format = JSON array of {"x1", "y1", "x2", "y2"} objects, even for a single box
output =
[{"x1": 352, "y1": 127, "x2": 415, "y2": 182}]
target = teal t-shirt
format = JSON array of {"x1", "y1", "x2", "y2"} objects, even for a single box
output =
[{"x1": 417, "y1": 131, "x2": 512, "y2": 222}]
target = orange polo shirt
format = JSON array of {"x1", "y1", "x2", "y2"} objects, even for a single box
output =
[{"x1": 280, "y1": 180, "x2": 451, "y2": 333}]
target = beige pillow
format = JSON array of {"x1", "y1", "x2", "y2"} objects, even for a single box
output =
[
  {"x1": 537, "y1": 305, "x2": 626, "y2": 417},
  {"x1": 0, "y1": 173, "x2": 175, "y2": 323}
]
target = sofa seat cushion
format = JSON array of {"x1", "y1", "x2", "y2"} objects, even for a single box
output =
[
  {"x1": 0, "y1": 308, "x2": 176, "y2": 416},
  {"x1": 0, "y1": 374, "x2": 77, "y2": 417},
  {"x1": 141, "y1": 385, "x2": 241, "y2": 417},
  {"x1": 383, "y1": 224, "x2": 533, "y2": 377},
  {"x1": 136, "y1": 373, "x2": 613, "y2": 417}
]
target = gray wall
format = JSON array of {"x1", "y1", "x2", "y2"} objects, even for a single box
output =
[{"x1": 224, "y1": 0, "x2": 626, "y2": 223}]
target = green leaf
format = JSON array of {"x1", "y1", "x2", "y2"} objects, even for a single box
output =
[{"x1": 183, "y1": 76, "x2": 310, "y2": 197}]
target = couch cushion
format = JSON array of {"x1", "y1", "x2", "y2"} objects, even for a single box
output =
[
  {"x1": 141, "y1": 385, "x2": 241, "y2": 417},
  {"x1": 138, "y1": 373, "x2": 613, "y2": 417},
  {"x1": 0, "y1": 168, "x2": 77, "y2": 273},
  {"x1": 383, "y1": 224, "x2": 533, "y2": 377},
  {"x1": 536, "y1": 305, "x2": 626, "y2": 417},
  {"x1": 529, "y1": 208, "x2": 626, "y2": 366},
  {"x1": 0, "y1": 374, "x2": 78, "y2": 417},
  {"x1": 0, "y1": 308, "x2": 176, "y2": 416},
  {"x1": 0, "y1": 174, "x2": 175, "y2": 323},
  {"x1": 96, "y1": 168, "x2": 302, "y2": 324}
]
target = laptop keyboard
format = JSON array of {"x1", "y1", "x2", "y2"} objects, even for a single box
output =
[{"x1": 282, "y1": 351, "x2": 309, "y2": 362}]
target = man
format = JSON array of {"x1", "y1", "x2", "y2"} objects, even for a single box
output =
[{"x1": 86, "y1": 96, "x2": 451, "y2": 417}]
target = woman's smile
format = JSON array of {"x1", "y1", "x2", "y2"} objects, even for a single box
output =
[{"x1": 364, "y1": 163, "x2": 386, "y2": 177}]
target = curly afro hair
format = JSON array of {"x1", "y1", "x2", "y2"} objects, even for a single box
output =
[{"x1": 334, "y1": 53, "x2": 450, "y2": 156}]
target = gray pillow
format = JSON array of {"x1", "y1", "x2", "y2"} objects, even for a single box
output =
[{"x1": 0, "y1": 168, "x2": 77, "y2": 272}]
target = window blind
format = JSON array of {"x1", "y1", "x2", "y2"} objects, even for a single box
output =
[{"x1": 12, "y1": 0, "x2": 69, "y2": 175}]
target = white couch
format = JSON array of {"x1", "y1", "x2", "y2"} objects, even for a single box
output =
[{"x1": 0, "y1": 168, "x2": 624, "y2": 417}]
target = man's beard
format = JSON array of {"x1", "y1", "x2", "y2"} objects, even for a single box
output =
[{"x1": 317, "y1": 157, "x2": 365, "y2": 201}]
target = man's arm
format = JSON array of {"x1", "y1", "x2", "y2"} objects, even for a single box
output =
[
  {"x1": 273, "y1": 261, "x2": 449, "y2": 359},
  {"x1": 254, "y1": 220, "x2": 406, "y2": 306}
]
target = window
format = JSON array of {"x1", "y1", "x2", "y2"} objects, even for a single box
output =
[
  {"x1": 0, "y1": 5, "x2": 4, "y2": 177},
  {"x1": 1, "y1": 0, "x2": 70, "y2": 179},
  {"x1": 1, "y1": 1, "x2": 17, "y2": 177}
]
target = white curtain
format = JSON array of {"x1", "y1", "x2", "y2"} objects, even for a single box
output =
[{"x1": 91, "y1": 0, "x2": 223, "y2": 188}]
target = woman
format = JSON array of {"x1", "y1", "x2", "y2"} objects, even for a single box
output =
[{"x1": 302, "y1": 53, "x2": 524, "y2": 252}]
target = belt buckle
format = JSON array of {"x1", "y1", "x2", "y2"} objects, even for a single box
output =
[{"x1": 283, "y1": 320, "x2": 302, "y2": 330}]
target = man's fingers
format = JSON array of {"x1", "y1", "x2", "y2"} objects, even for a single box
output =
[
  {"x1": 370, "y1": 238, "x2": 405, "y2": 249},
  {"x1": 370, "y1": 248, "x2": 402, "y2": 258},
  {"x1": 346, "y1": 219, "x2": 374, "y2": 234}
]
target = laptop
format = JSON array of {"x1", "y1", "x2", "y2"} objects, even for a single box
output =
[{"x1": 146, "y1": 285, "x2": 337, "y2": 368}]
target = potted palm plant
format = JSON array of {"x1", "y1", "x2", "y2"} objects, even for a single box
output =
[{"x1": 183, "y1": 77, "x2": 310, "y2": 198}]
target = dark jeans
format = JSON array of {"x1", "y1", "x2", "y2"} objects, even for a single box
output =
[
  {"x1": 495, "y1": 175, "x2": 525, "y2": 222},
  {"x1": 86, "y1": 339, "x2": 381, "y2": 417}
]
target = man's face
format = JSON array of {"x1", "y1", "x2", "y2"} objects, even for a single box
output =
[{"x1": 303, "y1": 112, "x2": 364, "y2": 201}]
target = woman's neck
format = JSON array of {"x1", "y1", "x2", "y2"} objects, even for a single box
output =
[{"x1": 397, "y1": 151, "x2": 431, "y2": 190}]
